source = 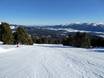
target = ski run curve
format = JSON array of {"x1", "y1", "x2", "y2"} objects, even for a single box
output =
[{"x1": 0, "y1": 44, "x2": 104, "y2": 78}]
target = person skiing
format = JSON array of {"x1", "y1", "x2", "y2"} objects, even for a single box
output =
[{"x1": 16, "y1": 41, "x2": 19, "y2": 47}]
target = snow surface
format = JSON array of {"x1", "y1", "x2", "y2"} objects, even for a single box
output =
[{"x1": 0, "y1": 44, "x2": 104, "y2": 78}]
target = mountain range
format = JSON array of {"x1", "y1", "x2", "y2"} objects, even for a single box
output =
[{"x1": 10, "y1": 23, "x2": 104, "y2": 38}]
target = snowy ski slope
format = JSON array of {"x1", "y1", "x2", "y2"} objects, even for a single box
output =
[{"x1": 0, "y1": 44, "x2": 104, "y2": 78}]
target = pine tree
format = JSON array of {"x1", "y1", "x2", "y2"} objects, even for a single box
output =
[
  {"x1": 0, "y1": 22, "x2": 14, "y2": 44},
  {"x1": 62, "y1": 35, "x2": 73, "y2": 46},
  {"x1": 81, "y1": 33, "x2": 91, "y2": 48},
  {"x1": 62, "y1": 32, "x2": 91, "y2": 48},
  {"x1": 14, "y1": 27, "x2": 33, "y2": 45}
]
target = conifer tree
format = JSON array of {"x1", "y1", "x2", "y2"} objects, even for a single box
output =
[
  {"x1": 0, "y1": 22, "x2": 14, "y2": 44},
  {"x1": 14, "y1": 27, "x2": 33, "y2": 45},
  {"x1": 81, "y1": 33, "x2": 91, "y2": 48}
]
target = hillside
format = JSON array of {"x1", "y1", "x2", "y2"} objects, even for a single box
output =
[{"x1": 0, "y1": 44, "x2": 104, "y2": 78}]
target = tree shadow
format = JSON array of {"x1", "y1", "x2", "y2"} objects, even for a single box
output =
[{"x1": 91, "y1": 48, "x2": 104, "y2": 53}]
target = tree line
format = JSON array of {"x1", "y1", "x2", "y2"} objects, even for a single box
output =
[
  {"x1": 62, "y1": 32, "x2": 91, "y2": 48},
  {"x1": 62, "y1": 32, "x2": 104, "y2": 48},
  {"x1": 0, "y1": 22, "x2": 33, "y2": 45},
  {"x1": 32, "y1": 36, "x2": 62, "y2": 44}
]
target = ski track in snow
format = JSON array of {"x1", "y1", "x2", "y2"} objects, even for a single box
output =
[{"x1": 0, "y1": 44, "x2": 104, "y2": 78}]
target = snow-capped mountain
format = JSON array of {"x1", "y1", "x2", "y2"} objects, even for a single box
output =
[
  {"x1": 41, "y1": 23, "x2": 104, "y2": 32},
  {"x1": 10, "y1": 23, "x2": 104, "y2": 38},
  {"x1": 39, "y1": 23, "x2": 104, "y2": 37}
]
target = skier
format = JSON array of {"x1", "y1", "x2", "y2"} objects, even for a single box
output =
[{"x1": 16, "y1": 41, "x2": 19, "y2": 47}]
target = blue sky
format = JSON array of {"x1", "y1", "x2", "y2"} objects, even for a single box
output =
[{"x1": 0, "y1": 0, "x2": 104, "y2": 25}]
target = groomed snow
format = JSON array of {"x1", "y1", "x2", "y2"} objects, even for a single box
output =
[{"x1": 0, "y1": 44, "x2": 104, "y2": 78}]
